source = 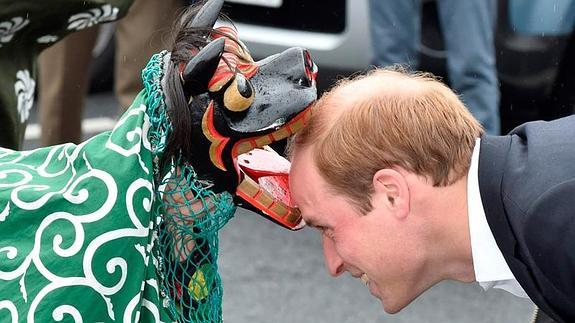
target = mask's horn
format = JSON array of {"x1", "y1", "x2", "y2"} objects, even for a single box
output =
[
  {"x1": 182, "y1": 37, "x2": 225, "y2": 97},
  {"x1": 191, "y1": 0, "x2": 224, "y2": 28}
]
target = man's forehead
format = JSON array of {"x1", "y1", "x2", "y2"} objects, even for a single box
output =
[
  {"x1": 289, "y1": 144, "x2": 333, "y2": 227},
  {"x1": 290, "y1": 159, "x2": 324, "y2": 201},
  {"x1": 292, "y1": 191, "x2": 331, "y2": 230}
]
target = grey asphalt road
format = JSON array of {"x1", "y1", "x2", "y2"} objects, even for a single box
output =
[{"x1": 23, "y1": 92, "x2": 536, "y2": 323}]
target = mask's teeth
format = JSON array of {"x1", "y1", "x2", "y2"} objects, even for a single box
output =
[
  {"x1": 233, "y1": 106, "x2": 311, "y2": 156},
  {"x1": 360, "y1": 274, "x2": 370, "y2": 286},
  {"x1": 236, "y1": 141, "x2": 254, "y2": 155}
]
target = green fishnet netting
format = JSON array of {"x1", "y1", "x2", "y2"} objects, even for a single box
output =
[{"x1": 143, "y1": 50, "x2": 236, "y2": 322}]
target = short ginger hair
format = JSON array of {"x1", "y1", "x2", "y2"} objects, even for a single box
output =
[{"x1": 290, "y1": 67, "x2": 483, "y2": 214}]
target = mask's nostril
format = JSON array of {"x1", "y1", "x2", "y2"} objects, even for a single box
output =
[
  {"x1": 298, "y1": 76, "x2": 310, "y2": 88},
  {"x1": 302, "y1": 50, "x2": 315, "y2": 85},
  {"x1": 304, "y1": 50, "x2": 313, "y2": 70}
]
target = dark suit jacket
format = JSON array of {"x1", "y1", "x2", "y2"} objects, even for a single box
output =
[{"x1": 479, "y1": 115, "x2": 575, "y2": 323}]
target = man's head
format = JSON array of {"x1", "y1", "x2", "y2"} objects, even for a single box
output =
[{"x1": 289, "y1": 68, "x2": 482, "y2": 313}]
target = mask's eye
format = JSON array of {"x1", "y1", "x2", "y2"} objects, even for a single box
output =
[{"x1": 223, "y1": 73, "x2": 254, "y2": 112}]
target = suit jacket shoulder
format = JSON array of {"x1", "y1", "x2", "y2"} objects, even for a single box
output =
[{"x1": 479, "y1": 115, "x2": 575, "y2": 323}]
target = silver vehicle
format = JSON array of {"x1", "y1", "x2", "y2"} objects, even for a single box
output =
[
  {"x1": 90, "y1": 0, "x2": 574, "y2": 132},
  {"x1": 222, "y1": 0, "x2": 575, "y2": 132},
  {"x1": 226, "y1": 0, "x2": 371, "y2": 71}
]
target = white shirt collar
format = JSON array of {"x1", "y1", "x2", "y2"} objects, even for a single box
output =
[{"x1": 467, "y1": 138, "x2": 529, "y2": 298}]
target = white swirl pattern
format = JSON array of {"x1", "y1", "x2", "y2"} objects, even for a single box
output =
[
  {"x1": 67, "y1": 4, "x2": 119, "y2": 31},
  {"x1": 0, "y1": 300, "x2": 18, "y2": 323},
  {"x1": 0, "y1": 203, "x2": 8, "y2": 221},
  {"x1": 37, "y1": 35, "x2": 59, "y2": 44},
  {"x1": 0, "y1": 97, "x2": 168, "y2": 321},
  {"x1": 14, "y1": 69, "x2": 35, "y2": 123},
  {"x1": 0, "y1": 17, "x2": 29, "y2": 47}
]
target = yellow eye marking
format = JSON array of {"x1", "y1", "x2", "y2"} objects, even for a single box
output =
[
  {"x1": 223, "y1": 73, "x2": 254, "y2": 112},
  {"x1": 201, "y1": 102, "x2": 228, "y2": 171}
]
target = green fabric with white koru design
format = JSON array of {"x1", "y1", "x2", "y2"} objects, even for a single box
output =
[
  {"x1": 0, "y1": 0, "x2": 133, "y2": 149},
  {"x1": 0, "y1": 52, "x2": 236, "y2": 322}
]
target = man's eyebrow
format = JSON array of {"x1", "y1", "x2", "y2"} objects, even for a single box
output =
[
  {"x1": 295, "y1": 206, "x2": 323, "y2": 229},
  {"x1": 305, "y1": 218, "x2": 317, "y2": 228},
  {"x1": 302, "y1": 216, "x2": 321, "y2": 229}
]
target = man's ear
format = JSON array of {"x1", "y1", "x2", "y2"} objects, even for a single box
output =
[{"x1": 372, "y1": 169, "x2": 410, "y2": 219}]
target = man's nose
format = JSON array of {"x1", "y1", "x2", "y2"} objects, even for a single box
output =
[{"x1": 322, "y1": 235, "x2": 344, "y2": 277}]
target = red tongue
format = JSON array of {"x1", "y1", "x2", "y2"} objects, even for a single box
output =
[
  {"x1": 237, "y1": 147, "x2": 291, "y2": 177},
  {"x1": 237, "y1": 148, "x2": 303, "y2": 230},
  {"x1": 237, "y1": 148, "x2": 293, "y2": 206}
]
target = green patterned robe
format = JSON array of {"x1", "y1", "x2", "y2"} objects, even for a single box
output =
[{"x1": 0, "y1": 52, "x2": 236, "y2": 322}]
